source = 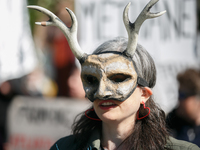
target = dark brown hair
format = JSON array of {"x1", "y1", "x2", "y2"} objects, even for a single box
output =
[{"x1": 177, "y1": 68, "x2": 200, "y2": 99}]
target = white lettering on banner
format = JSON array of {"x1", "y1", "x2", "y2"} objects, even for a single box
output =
[
  {"x1": 76, "y1": 0, "x2": 197, "y2": 63},
  {"x1": 75, "y1": 0, "x2": 199, "y2": 113},
  {"x1": 140, "y1": 0, "x2": 196, "y2": 40},
  {"x1": 87, "y1": 0, "x2": 196, "y2": 40}
]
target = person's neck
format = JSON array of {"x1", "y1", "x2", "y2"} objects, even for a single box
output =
[{"x1": 101, "y1": 118, "x2": 135, "y2": 150}]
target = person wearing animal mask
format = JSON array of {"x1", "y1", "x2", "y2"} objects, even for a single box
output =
[{"x1": 28, "y1": 0, "x2": 200, "y2": 149}]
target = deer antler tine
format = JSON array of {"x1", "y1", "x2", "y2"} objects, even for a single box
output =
[
  {"x1": 124, "y1": 0, "x2": 166, "y2": 57},
  {"x1": 65, "y1": 7, "x2": 77, "y2": 31},
  {"x1": 149, "y1": 10, "x2": 167, "y2": 18},
  {"x1": 35, "y1": 21, "x2": 54, "y2": 26},
  {"x1": 123, "y1": 2, "x2": 131, "y2": 28},
  {"x1": 27, "y1": 6, "x2": 57, "y2": 25},
  {"x1": 27, "y1": 5, "x2": 86, "y2": 61},
  {"x1": 143, "y1": 0, "x2": 166, "y2": 18}
]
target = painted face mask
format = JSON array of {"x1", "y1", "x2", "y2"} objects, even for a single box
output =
[
  {"x1": 81, "y1": 52, "x2": 148, "y2": 102},
  {"x1": 28, "y1": 0, "x2": 165, "y2": 102}
]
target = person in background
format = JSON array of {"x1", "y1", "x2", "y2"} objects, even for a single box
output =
[
  {"x1": 166, "y1": 68, "x2": 200, "y2": 147},
  {"x1": 0, "y1": 81, "x2": 15, "y2": 149},
  {"x1": 66, "y1": 66, "x2": 86, "y2": 99},
  {"x1": 32, "y1": 1, "x2": 78, "y2": 98}
]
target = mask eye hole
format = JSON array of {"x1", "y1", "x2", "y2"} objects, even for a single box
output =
[
  {"x1": 83, "y1": 75, "x2": 98, "y2": 85},
  {"x1": 109, "y1": 74, "x2": 131, "y2": 83}
]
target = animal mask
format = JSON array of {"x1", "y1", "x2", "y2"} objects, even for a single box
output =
[{"x1": 28, "y1": 0, "x2": 165, "y2": 102}]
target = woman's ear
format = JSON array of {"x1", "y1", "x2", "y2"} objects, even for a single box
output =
[{"x1": 140, "y1": 87, "x2": 152, "y2": 103}]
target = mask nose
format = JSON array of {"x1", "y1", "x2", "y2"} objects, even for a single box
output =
[{"x1": 94, "y1": 79, "x2": 113, "y2": 99}]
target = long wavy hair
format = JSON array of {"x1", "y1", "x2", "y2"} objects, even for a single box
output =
[{"x1": 72, "y1": 37, "x2": 170, "y2": 150}]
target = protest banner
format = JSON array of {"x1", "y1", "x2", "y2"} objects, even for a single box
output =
[{"x1": 7, "y1": 96, "x2": 90, "y2": 150}]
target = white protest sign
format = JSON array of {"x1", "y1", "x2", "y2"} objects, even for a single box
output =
[
  {"x1": 0, "y1": 0, "x2": 37, "y2": 85},
  {"x1": 7, "y1": 96, "x2": 91, "y2": 150}
]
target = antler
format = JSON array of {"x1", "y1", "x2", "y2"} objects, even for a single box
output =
[
  {"x1": 27, "y1": 5, "x2": 87, "y2": 61},
  {"x1": 123, "y1": 0, "x2": 166, "y2": 57}
]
